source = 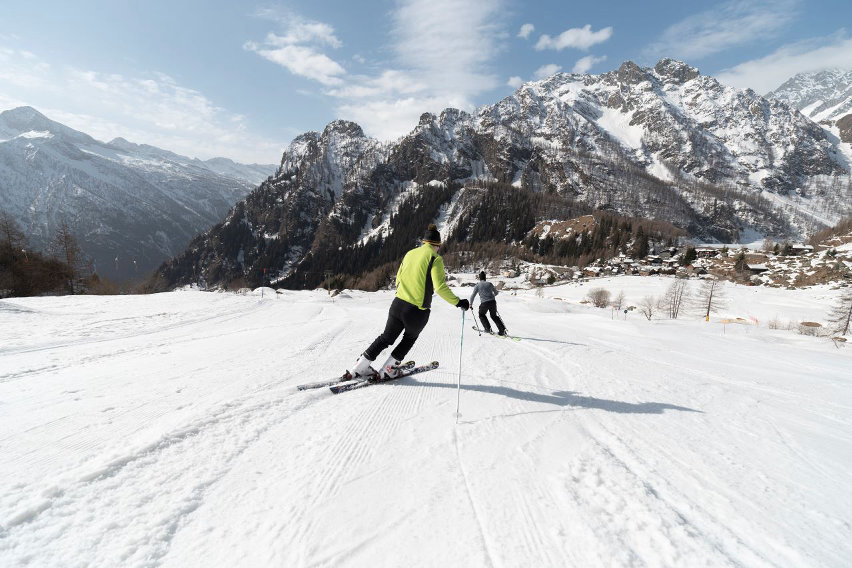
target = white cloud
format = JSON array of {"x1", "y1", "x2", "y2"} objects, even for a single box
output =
[
  {"x1": 325, "y1": 70, "x2": 427, "y2": 99},
  {"x1": 716, "y1": 32, "x2": 852, "y2": 94},
  {"x1": 244, "y1": 39, "x2": 346, "y2": 86},
  {"x1": 535, "y1": 24, "x2": 612, "y2": 51},
  {"x1": 331, "y1": 0, "x2": 507, "y2": 140},
  {"x1": 273, "y1": 21, "x2": 341, "y2": 48},
  {"x1": 390, "y1": 0, "x2": 503, "y2": 92},
  {"x1": 0, "y1": 48, "x2": 52, "y2": 89},
  {"x1": 518, "y1": 23, "x2": 535, "y2": 39},
  {"x1": 246, "y1": 1, "x2": 508, "y2": 141},
  {"x1": 572, "y1": 54, "x2": 607, "y2": 74},
  {"x1": 244, "y1": 16, "x2": 347, "y2": 87},
  {"x1": 0, "y1": 48, "x2": 281, "y2": 163},
  {"x1": 252, "y1": 8, "x2": 342, "y2": 47},
  {"x1": 646, "y1": 0, "x2": 799, "y2": 60},
  {"x1": 534, "y1": 64, "x2": 562, "y2": 79},
  {"x1": 507, "y1": 76, "x2": 524, "y2": 88}
]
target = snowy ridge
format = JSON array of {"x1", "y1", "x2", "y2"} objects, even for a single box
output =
[
  {"x1": 492, "y1": 59, "x2": 843, "y2": 202},
  {"x1": 769, "y1": 68, "x2": 852, "y2": 123}
]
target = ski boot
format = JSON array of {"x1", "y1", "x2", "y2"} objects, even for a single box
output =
[
  {"x1": 378, "y1": 356, "x2": 403, "y2": 380},
  {"x1": 351, "y1": 354, "x2": 378, "y2": 380}
]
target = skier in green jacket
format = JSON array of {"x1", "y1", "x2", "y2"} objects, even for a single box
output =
[{"x1": 352, "y1": 224, "x2": 469, "y2": 379}]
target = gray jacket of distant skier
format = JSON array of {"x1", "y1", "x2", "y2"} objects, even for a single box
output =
[{"x1": 469, "y1": 281, "x2": 499, "y2": 304}]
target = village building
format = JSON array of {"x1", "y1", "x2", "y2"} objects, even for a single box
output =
[{"x1": 790, "y1": 244, "x2": 814, "y2": 255}]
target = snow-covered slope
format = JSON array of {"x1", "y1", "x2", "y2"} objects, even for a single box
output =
[
  {"x1": 0, "y1": 107, "x2": 276, "y2": 281},
  {"x1": 1, "y1": 278, "x2": 849, "y2": 566}
]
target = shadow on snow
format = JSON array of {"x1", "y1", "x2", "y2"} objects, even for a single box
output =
[{"x1": 410, "y1": 380, "x2": 700, "y2": 415}]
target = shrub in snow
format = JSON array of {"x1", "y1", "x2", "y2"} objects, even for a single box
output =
[
  {"x1": 587, "y1": 288, "x2": 611, "y2": 308},
  {"x1": 639, "y1": 296, "x2": 657, "y2": 320}
]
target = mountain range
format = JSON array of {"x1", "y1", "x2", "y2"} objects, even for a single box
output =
[
  {"x1": 154, "y1": 58, "x2": 851, "y2": 290},
  {"x1": 0, "y1": 106, "x2": 275, "y2": 281}
]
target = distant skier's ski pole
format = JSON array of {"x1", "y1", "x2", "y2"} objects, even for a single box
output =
[
  {"x1": 471, "y1": 302, "x2": 482, "y2": 336},
  {"x1": 456, "y1": 310, "x2": 465, "y2": 423}
]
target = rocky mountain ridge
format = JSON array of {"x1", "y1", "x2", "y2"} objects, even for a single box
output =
[{"x1": 155, "y1": 59, "x2": 852, "y2": 290}]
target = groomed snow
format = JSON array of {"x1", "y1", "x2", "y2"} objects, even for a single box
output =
[{"x1": 1, "y1": 277, "x2": 850, "y2": 567}]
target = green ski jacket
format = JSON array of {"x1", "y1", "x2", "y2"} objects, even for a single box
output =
[{"x1": 395, "y1": 243, "x2": 460, "y2": 310}]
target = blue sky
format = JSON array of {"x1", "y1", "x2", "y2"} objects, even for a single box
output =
[{"x1": 1, "y1": 0, "x2": 850, "y2": 163}]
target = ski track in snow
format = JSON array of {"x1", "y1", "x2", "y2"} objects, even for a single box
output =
[
  {"x1": 1, "y1": 286, "x2": 850, "y2": 567},
  {"x1": 1, "y1": 301, "x2": 352, "y2": 566}
]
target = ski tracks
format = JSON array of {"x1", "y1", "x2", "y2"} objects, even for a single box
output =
[
  {"x1": 280, "y1": 372, "x2": 443, "y2": 559},
  {"x1": 456, "y1": 319, "x2": 755, "y2": 566},
  {"x1": 0, "y1": 305, "x2": 353, "y2": 567},
  {"x1": 452, "y1": 427, "x2": 496, "y2": 568},
  {"x1": 0, "y1": 382, "x2": 321, "y2": 567},
  {"x1": 534, "y1": 325, "x2": 780, "y2": 566}
]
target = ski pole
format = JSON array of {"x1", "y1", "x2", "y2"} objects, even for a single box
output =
[
  {"x1": 496, "y1": 308, "x2": 508, "y2": 335},
  {"x1": 456, "y1": 309, "x2": 465, "y2": 423},
  {"x1": 471, "y1": 302, "x2": 482, "y2": 336}
]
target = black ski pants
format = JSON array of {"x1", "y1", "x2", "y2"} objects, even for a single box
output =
[
  {"x1": 365, "y1": 297, "x2": 430, "y2": 361},
  {"x1": 478, "y1": 299, "x2": 505, "y2": 333}
]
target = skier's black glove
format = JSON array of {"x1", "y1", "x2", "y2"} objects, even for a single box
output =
[{"x1": 456, "y1": 299, "x2": 470, "y2": 311}]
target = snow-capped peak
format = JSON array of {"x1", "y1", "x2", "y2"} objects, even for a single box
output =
[{"x1": 768, "y1": 68, "x2": 852, "y2": 122}]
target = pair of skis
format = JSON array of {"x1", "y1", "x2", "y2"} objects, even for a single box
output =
[
  {"x1": 297, "y1": 360, "x2": 440, "y2": 394},
  {"x1": 471, "y1": 326, "x2": 521, "y2": 341}
]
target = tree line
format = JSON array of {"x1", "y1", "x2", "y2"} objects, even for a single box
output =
[
  {"x1": 0, "y1": 211, "x2": 111, "y2": 297},
  {"x1": 294, "y1": 181, "x2": 688, "y2": 291}
]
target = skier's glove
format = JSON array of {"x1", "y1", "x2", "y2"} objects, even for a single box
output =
[{"x1": 456, "y1": 299, "x2": 470, "y2": 311}]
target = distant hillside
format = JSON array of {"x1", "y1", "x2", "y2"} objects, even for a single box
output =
[{"x1": 0, "y1": 106, "x2": 276, "y2": 281}]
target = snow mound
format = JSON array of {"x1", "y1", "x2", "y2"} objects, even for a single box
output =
[{"x1": 250, "y1": 287, "x2": 278, "y2": 297}]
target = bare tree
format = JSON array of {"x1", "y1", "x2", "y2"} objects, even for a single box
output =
[
  {"x1": 0, "y1": 210, "x2": 27, "y2": 254},
  {"x1": 610, "y1": 290, "x2": 625, "y2": 311},
  {"x1": 639, "y1": 295, "x2": 657, "y2": 320},
  {"x1": 828, "y1": 290, "x2": 852, "y2": 336},
  {"x1": 587, "y1": 287, "x2": 611, "y2": 308},
  {"x1": 48, "y1": 222, "x2": 90, "y2": 294},
  {"x1": 696, "y1": 278, "x2": 726, "y2": 320},
  {"x1": 660, "y1": 279, "x2": 689, "y2": 319}
]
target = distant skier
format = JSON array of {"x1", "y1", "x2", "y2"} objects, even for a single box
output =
[
  {"x1": 351, "y1": 224, "x2": 469, "y2": 379},
  {"x1": 470, "y1": 271, "x2": 506, "y2": 336}
]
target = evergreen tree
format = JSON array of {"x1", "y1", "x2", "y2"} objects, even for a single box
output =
[{"x1": 632, "y1": 226, "x2": 649, "y2": 258}]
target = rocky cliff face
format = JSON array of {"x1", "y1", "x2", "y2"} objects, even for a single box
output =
[
  {"x1": 155, "y1": 59, "x2": 851, "y2": 290},
  {"x1": 0, "y1": 106, "x2": 275, "y2": 281}
]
